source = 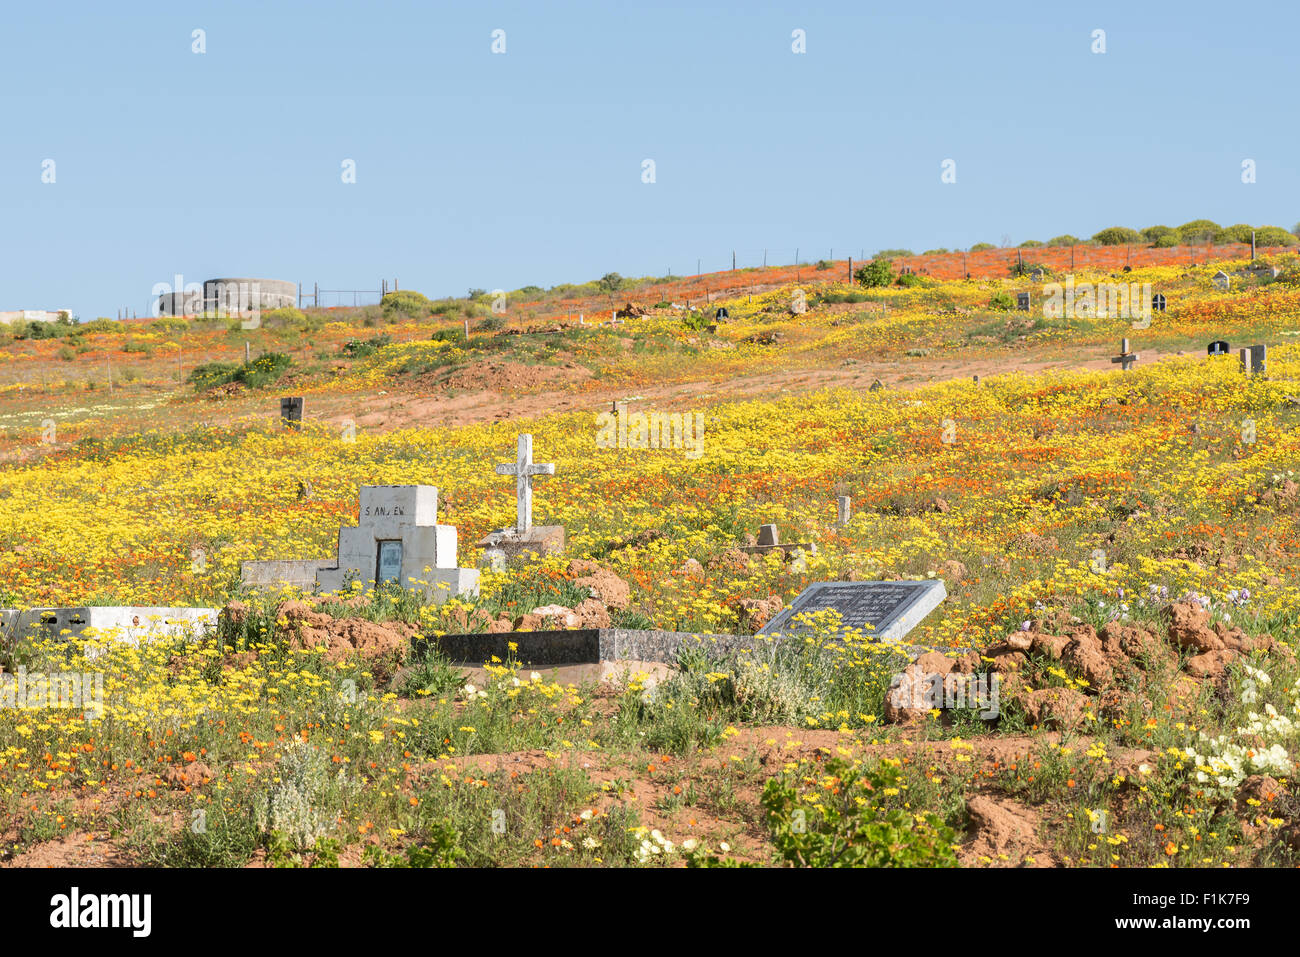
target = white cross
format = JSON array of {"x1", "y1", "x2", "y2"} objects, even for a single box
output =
[{"x1": 494, "y1": 434, "x2": 555, "y2": 533}]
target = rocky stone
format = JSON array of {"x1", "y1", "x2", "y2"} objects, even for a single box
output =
[
  {"x1": 1018, "y1": 687, "x2": 1091, "y2": 731},
  {"x1": 736, "y1": 595, "x2": 784, "y2": 631},
  {"x1": 566, "y1": 560, "x2": 631, "y2": 609},
  {"x1": 676, "y1": 558, "x2": 704, "y2": 578},
  {"x1": 1062, "y1": 625, "x2": 1113, "y2": 689},
  {"x1": 1168, "y1": 601, "x2": 1224, "y2": 653},
  {"x1": 1185, "y1": 648, "x2": 1237, "y2": 679},
  {"x1": 939, "y1": 559, "x2": 968, "y2": 582}
]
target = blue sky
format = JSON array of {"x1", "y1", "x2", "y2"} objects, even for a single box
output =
[{"x1": 1, "y1": 0, "x2": 1296, "y2": 320}]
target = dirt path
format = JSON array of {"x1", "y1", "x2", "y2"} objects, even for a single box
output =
[{"x1": 302, "y1": 346, "x2": 1201, "y2": 433}]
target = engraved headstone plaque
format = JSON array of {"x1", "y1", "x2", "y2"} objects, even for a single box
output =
[
  {"x1": 375, "y1": 540, "x2": 403, "y2": 586},
  {"x1": 758, "y1": 579, "x2": 947, "y2": 642}
]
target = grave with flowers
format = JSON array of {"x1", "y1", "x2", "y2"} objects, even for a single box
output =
[
  {"x1": 241, "y1": 484, "x2": 479, "y2": 603},
  {"x1": 430, "y1": 578, "x2": 949, "y2": 669}
]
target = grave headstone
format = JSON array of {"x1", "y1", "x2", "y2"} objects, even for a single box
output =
[
  {"x1": 1152, "y1": 293, "x2": 1167, "y2": 312},
  {"x1": 1239, "y1": 344, "x2": 1267, "y2": 375},
  {"x1": 1110, "y1": 338, "x2": 1139, "y2": 371},
  {"x1": 741, "y1": 524, "x2": 818, "y2": 559},
  {"x1": 836, "y1": 496, "x2": 851, "y2": 527},
  {"x1": 758, "y1": 579, "x2": 947, "y2": 642},
  {"x1": 1029, "y1": 268, "x2": 1046, "y2": 282},
  {"x1": 1212, "y1": 271, "x2": 1231, "y2": 291},
  {"x1": 280, "y1": 396, "x2": 304, "y2": 430},
  {"x1": 4, "y1": 606, "x2": 218, "y2": 651},
  {"x1": 309, "y1": 485, "x2": 479, "y2": 601},
  {"x1": 478, "y1": 434, "x2": 565, "y2": 560},
  {"x1": 715, "y1": 307, "x2": 729, "y2": 321},
  {"x1": 1208, "y1": 340, "x2": 1230, "y2": 356},
  {"x1": 1016, "y1": 292, "x2": 1030, "y2": 311}
]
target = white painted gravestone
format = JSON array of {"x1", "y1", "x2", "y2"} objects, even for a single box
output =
[
  {"x1": 478, "y1": 434, "x2": 565, "y2": 560},
  {"x1": 314, "y1": 485, "x2": 478, "y2": 601}
]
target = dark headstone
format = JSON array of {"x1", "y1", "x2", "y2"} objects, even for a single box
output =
[
  {"x1": 1239, "y1": 343, "x2": 1267, "y2": 374},
  {"x1": 1208, "y1": 340, "x2": 1230, "y2": 356},
  {"x1": 714, "y1": 307, "x2": 729, "y2": 320},
  {"x1": 1152, "y1": 293, "x2": 1166, "y2": 312},
  {"x1": 1016, "y1": 292, "x2": 1030, "y2": 311},
  {"x1": 280, "y1": 396, "x2": 304, "y2": 430},
  {"x1": 758, "y1": 579, "x2": 946, "y2": 642}
]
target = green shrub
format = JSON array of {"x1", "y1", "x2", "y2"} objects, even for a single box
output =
[
  {"x1": 382, "y1": 290, "x2": 434, "y2": 319},
  {"x1": 1214, "y1": 223, "x2": 1254, "y2": 245},
  {"x1": 989, "y1": 290, "x2": 1015, "y2": 310},
  {"x1": 1177, "y1": 219, "x2": 1220, "y2": 243},
  {"x1": 82, "y1": 318, "x2": 127, "y2": 334},
  {"x1": 895, "y1": 272, "x2": 923, "y2": 287},
  {"x1": 1045, "y1": 235, "x2": 1080, "y2": 247},
  {"x1": 362, "y1": 821, "x2": 467, "y2": 868},
  {"x1": 853, "y1": 258, "x2": 894, "y2": 288},
  {"x1": 1253, "y1": 226, "x2": 1298, "y2": 247},
  {"x1": 253, "y1": 741, "x2": 348, "y2": 852},
  {"x1": 1152, "y1": 233, "x2": 1180, "y2": 248},
  {"x1": 262, "y1": 307, "x2": 310, "y2": 328},
  {"x1": 682, "y1": 311, "x2": 711, "y2": 331},
  {"x1": 761, "y1": 757, "x2": 958, "y2": 867},
  {"x1": 188, "y1": 352, "x2": 293, "y2": 391},
  {"x1": 1142, "y1": 224, "x2": 1176, "y2": 243},
  {"x1": 922, "y1": 248, "x2": 950, "y2": 255},
  {"x1": 150, "y1": 316, "x2": 188, "y2": 333},
  {"x1": 1091, "y1": 226, "x2": 1142, "y2": 246},
  {"x1": 339, "y1": 333, "x2": 393, "y2": 358},
  {"x1": 968, "y1": 242, "x2": 995, "y2": 252},
  {"x1": 1017, "y1": 240, "x2": 1044, "y2": 248},
  {"x1": 1010, "y1": 261, "x2": 1048, "y2": 278},
  {"x1": 874, "y1": 248, "x2": 914, "y2": 259}
]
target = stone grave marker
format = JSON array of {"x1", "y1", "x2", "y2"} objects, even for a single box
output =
[
  {"x1": 1016, "y1": 292, "x2": 1030, "y2": 311},
  {"x1": 1239, "y1": 344, "x2": 1267, "y2": 375},
  {"x1": 741, "y1": 524, "x2": 817, "y2": 559},
  {"x1": 836, "y1": 496, "x2": 851, "y2": 527},
  {"x1": 715, "y1": 307, "x2": 729, "y2": 321},
  {"x1": 1110, "y1": 338, "x2": 1139, "y2": 371},
  {"x1": 280, "y1": 396, "x2": 303, "y2": 430},
  {"x1": 1207, "y1": 340, "x2": 1230, "y2": 356},
  {"x1": 478, "y1": 434, "x2": 565, "y2": 560},
  {"x1": 313, "y1": 485, "x2": 478, "y2": 600},
  {"x1": 758, "y1": 579, "x2": 947, "y2": 642},
  {"x1": 4, "y1": 606, "x2": 218, "y2": 650},
  {"x1": 242, "y1": 485, "x2": 479, "y2": 602},
  {"x1": 1152, "y1": 292, "x2": 1166, "y2": 312},
  {"x1": 1212, "y1": 271, "x2": 1231, "y2": 291}
]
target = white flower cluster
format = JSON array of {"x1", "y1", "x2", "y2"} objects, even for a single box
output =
[
  {"x1": 635, "y1": 828, "x2": 677, "y2": 862},
  {"x1": 1185, "y1": 664, "x2": 1298, "y2": 792}
]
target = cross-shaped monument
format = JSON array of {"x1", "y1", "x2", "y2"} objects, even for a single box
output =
[
  {"x1": 1111, "y1": 337, "x2": 1139, "y2": 371},
  {"x1": 479, "y1": 434, "x2": 566, "y2": 562},
  {"x1": 494, "y1": 434, "x2": 556, "y2": 533}
]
